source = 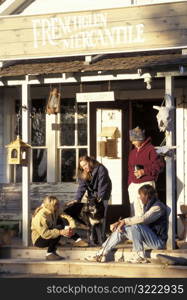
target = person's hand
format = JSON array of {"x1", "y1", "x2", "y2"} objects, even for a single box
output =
[
  {"x1": 110, "y1": 221, "x2": 121, "y2": 232},
  {"x1": 65, "y1": 200, "x2": 78, "y2": 207},
  {"x1": 117, "y1": 220, "x2": 126, "y2": 232},
  {"x1": 134, "y1": 169, "x2": 144, "y2": 179},
  {"x1": 60, "y1": 227, "x2": 74, "y2": 237}
]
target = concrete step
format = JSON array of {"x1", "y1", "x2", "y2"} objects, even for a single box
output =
[
  {"x1": 0, "y1": 258, "x2": 187, "y2": 278},
  {"x1": 1, "y1": 245, "x2": 187, "y2": 278},
  {"x1": 1, "y1": 244, "x2": 187, "y2": 261}
]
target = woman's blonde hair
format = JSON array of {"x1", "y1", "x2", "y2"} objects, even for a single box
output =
[{"x1": 33, "y1": 195, "x2": 60, "y2": 217}]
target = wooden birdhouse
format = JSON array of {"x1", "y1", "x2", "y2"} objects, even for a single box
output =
[
  {"x1": 5, "y1": 136, "x2": 31, "y2": 165},
  {"x1": 98, "y1": 127, "x2": 120, "y2": 158}
]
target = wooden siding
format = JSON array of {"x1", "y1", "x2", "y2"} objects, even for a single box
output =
[
  {"x1": 0, "y1": 182, "x2": 78, "y2": 214},
  {"x1": 0, "y1": 2, "x2": 187, "y2": 60}
]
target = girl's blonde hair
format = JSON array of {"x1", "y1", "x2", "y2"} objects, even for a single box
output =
[{"x1": 33, "y1": 195, "x2": 60, "y2": 217}]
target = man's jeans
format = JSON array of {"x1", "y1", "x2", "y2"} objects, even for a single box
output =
[{"x1": 98, "y1": 224, "x2": 165, "y2": 256}]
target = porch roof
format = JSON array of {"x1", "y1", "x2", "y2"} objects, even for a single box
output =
[{"x1": 0, "y1": 50, "x2": 187, "y2": 78}]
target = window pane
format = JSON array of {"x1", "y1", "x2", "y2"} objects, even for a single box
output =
[
  {"x1": 78, "y1": 103, "x2": 87, "y2": 145},
  {"x1": 79, "y1": 148, "x2": 87, "y2": 158},
  {"x1": 31, "y1": 99, "x2": 46, "y2": 146},
  {"x1": 32, "y1": 149, "x2": 47, "y2": 182},
  {"x1": 60, "y1": 99, "x2": 75, "y2": 146},
  {"x1": 61, "y1": 149, "x2": 76, "y2": 182},
  {"x1": 16, "y1": 165, "x2": 22, "y2": 183},
  {"x1": 15, "y1": 100, "x2": 22, "y2": 138}
]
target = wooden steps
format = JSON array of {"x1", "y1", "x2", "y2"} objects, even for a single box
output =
[{"x1": 0, "y1": 245, "x2": 187, "y2": 278}]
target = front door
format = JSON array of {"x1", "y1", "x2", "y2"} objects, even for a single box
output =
[
  {"x1": 96, "y1": 108, "x2": 122, "y2": 204},
  {"x1": 90, "y1": 101, "x2": 130, "y2": 222}
]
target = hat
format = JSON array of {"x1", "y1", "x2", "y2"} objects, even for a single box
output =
[{"x1": 129, "y1": 127, "x2": 145, "y2": 141}]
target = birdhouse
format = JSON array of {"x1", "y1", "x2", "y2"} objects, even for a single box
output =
[
  {"x1": 5, "y1": 136, "x2": 31, "y2": 165},
  {"x1": 98, "y1": 127, "x2": 120, "y2": 158},
  {"x1": 99, "y1": 127, "x2": 120, "y2": 139}
]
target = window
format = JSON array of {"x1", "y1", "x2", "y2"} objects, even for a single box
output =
[
  {"x1": 31, "y1": 99, "x2": 47, "y2": 182},
  {"x1": 58, "y1": 99, "x2": 88, "y2": 182},
  {"x1": 12, "y1": 97, "x2": 88, "y2": 183}
]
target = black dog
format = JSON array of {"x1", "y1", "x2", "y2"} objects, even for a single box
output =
[
  {"x1": 64, "y1": 199, "x2": 105, "y2": 246},
  {"x1": 85, "y1": 197, "x2": 105, "y2": 246}
]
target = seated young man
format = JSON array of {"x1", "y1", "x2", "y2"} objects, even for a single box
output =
[{"x1": 85, "y1": 184, "x2": 168, "y2": 263}]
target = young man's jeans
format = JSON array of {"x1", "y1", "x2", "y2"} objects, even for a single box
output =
[{"x1": 98, "y1": 224, "x2": 165, "y2": 256}]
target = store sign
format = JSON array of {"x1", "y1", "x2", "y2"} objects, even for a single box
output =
[
  {"x1": 76, "y1": 91, "x2": 115, "y2": 102},
  {"x1": 0, "y1": 1, "x2": 187, "y2": 60}
]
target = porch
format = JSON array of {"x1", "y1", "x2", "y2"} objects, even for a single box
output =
[{"x1": 0, "y1": 237, "x2": 187, "y2": 278}]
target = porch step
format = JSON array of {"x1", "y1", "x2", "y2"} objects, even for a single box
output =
[
  {"x1": 0, "y1": 245, "x2": 187, "y2": 278},
  {"x1": 0, "y1": 258, "x2": 187, "y2": 278},
  {"x1": 1, "y1": 244, "x2": 187, "y2": 261}
]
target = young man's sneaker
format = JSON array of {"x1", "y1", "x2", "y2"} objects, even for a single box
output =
[
  {"x1": 46, "y1": 252, "x2": 65, "y2": 261},
  {"x1": 126, "y1": 251, "x2": 149, "y2": 264},
  {"x1": 84, "y1": 255, "x2": 106, "y2": 263},
  {"x1": 74, "y1": 239, "x2": 88, "y2": 247}
]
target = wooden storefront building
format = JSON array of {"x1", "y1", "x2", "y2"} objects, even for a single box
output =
[{"x1": 0, "y1": 0, "x2": 187, "y2": 249}]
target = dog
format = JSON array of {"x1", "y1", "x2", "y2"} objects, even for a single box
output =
[
  {"x1": 64, "y1": 198, "x2": 105, "y2": 246},
  {"x1": 84, "y1": 197, "x2": 105, "y2": 246}
]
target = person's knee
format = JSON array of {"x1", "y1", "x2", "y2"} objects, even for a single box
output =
[
  {"x1": 130, "y1": 224, "x2": 142, "y2": 233},
  {"x1": 111, "y1": 230, "x2": 123, "y2": 242}
]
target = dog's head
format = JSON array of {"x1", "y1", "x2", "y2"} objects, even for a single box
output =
[{"x1": 87, "y1": 198, "x2": 105, "y2": 222}]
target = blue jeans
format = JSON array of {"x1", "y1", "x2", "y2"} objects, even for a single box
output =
[{"x1": 98, "y1": 224, "x2": 165, "y2": 255}]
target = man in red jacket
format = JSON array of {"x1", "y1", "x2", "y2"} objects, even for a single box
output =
[{"x1": 128, "y1": 127, "x2": 164, "y2": 217}]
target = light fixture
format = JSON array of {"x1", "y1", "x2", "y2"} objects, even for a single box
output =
[{"x1": 143, "y1": 73, "x2": 152, "y2": 89}]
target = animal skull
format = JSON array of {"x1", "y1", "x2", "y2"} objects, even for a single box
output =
[{"x1": 153, "y1": 105, "x2": 174, "y2": 132}]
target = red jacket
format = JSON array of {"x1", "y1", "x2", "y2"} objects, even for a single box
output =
[{"x1": 128, "y1": 138, "x2": 164, "y2": 185}]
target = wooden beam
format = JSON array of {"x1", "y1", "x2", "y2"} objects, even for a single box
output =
[
  {"x1": 21, "y1": 75, "x2": 30, "y2": 247},
  {"x1": 176, "y1": 96, "x2": 185, "y2": 213},
  {"x1": 165, "y1": 75, "x2": 176, "y2": 250},
  {"x1": 3, "y1": 70, "x2": 187, "y2": 87},
  {"x1": 0, "y1": 0, "x2": 33, "y2": 15},
  {"x1": 46, "y1": 114, "x2": 57, "y2": 182}
]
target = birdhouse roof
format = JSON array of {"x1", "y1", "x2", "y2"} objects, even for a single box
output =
[{"x1": 5, "y1": 136, "x2": 31, "y2": 148}]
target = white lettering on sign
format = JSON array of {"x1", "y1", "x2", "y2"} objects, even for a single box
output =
[
  {"x1": 32, "y1": 13, "x2": 144, "y2": 49},
  {"x1": 76, "y1": 91, "x2": 115, "y2": 102}
]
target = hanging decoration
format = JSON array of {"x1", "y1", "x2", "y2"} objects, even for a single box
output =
[
  {"x1": 5, "y1": 136, "x2": 31, "y2": 165},
  {"x1": 5, "y1": 105, "x2": 31, "y2": 165},
  {"x1": 153, "y1": 95, "x2": 174, "y2": 132},
  {"x1": 46, "y1": 86, "x2": 61, "y2": 115}
]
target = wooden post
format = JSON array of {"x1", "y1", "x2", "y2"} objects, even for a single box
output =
[
  {"x1": 46, "y1": 114, "x2": 57, "y2": 182},
  {"x1": 176, "y1": 96, "x2": 185, "y2": 231},
  {"x1": 165, "y1": 76, "x2": 176, "y2": 249},
  {"x1": 22, "y1": 75, "x2": 30, "y2": 247},
  {"x1": 87, "y1": 101, "x2": 90, "y2": 156}
]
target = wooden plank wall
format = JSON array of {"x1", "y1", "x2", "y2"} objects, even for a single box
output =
[
  {"x1": 0, "y1": 182, "x2": 78, "y2": 214},
  {"x1": 0, "y1": 1, "x2": 187, "y2": 60}
]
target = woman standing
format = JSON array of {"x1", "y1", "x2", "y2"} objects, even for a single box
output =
[{"x1": 128, "y1": 127, "x2": 164, "y2": 217}]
